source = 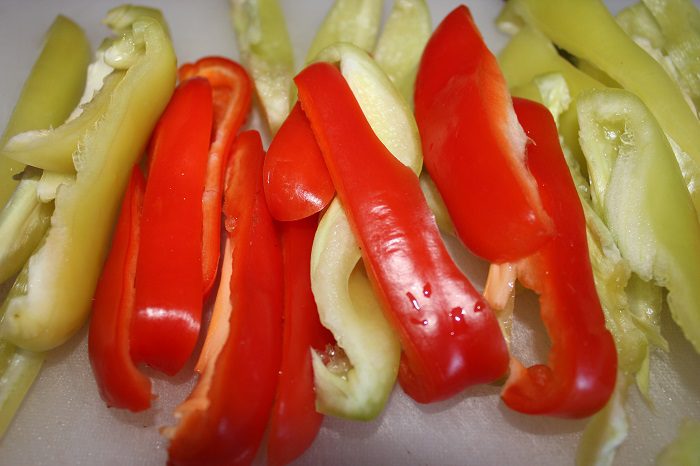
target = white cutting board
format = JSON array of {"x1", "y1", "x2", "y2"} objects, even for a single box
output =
[{"x1": 0, "y1": 0, "x2": 699, "y2": 465}]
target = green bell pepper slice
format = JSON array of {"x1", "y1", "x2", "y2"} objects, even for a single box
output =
[
  {"x1": 0, "y1": 15, "x2": 90, "y2": 207},
  {"x1": 0, "y1": 6, "x2": 176, "y2": 352},
  {"x1": 305, "y1": 0, "x2": 383, "y2": 63},
  {"x1": 374, "y1": 0, "x2": 432, "y2": 104},
  {"x1": 230, "y1": 0, "x2": 295, "y2": 134},
  {"x1": 578, "y1": 88, "x2": 700, "y2": 357},
  {"x1": 309, "y1": 43, "x2": 421, "y2": 420}
]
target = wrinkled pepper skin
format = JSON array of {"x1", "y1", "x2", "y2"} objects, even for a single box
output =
[
  {"x1": 88, "y1": 167, "x2": 151, "y2": 411},
  {"x1": 296, "y1": 62, "x2": 509, "y2": 403},
  {"x1": 167, "y1": 131, "x2": 283, "y2": 466},
  {"x1": 130, "y1": 77, "x2": 213, "y2": 376},
  {"x1": 414, "y1": 5, "x2": 551, "y2": 264},
  {"x1": 501, "y1": 98, "x2": 617, "y2": 418}
]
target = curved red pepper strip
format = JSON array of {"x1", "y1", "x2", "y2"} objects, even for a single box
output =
[
  {"x1": 130, "y1": 78, "x2": 213, "y2": 376},
  {"x1": 501, "y1": 98, "x2": 617, "y2": 418},
  {"x1": 88, "y1": 166, "x2": 151, "y2": 412},
  {"x1": 295, "y1": 62, "x2": 509, "y2": 403},
  {"x1": 168, "y1": 131, "x2": 283, "y2": 465},
  {"x1": 263, "y1": 102, "x2": 335, "y2": 222},
  {"x1": 178, "y1": 57, "x2": 252, "y2": 297},
  {"x1": 414, "y1": 5, "x2": 551, "y2": 263},
  {"x1": 267, "y1": 214, "x2": 334, "y2": 466}
]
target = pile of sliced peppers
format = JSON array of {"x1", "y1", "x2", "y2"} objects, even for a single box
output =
[{"x1": 1, "y1": 0, "x2": 699, "y2": 464}]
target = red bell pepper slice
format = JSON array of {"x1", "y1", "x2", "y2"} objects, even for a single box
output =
[
  {"x1": 267, "y1": 214, "x2": 334, "y2": 466},
  {"x1": 130, "y1": 77, "x2": 213, "y2": 376},
  {"x1": 501, "y1": 98, "x2": 617, "y2": 418},
  {"x1": 263, "y1": 101, "x2": 335, "y2": 222},
  {"x1": 295, "y1": 62, "x2": 509, "y2": 403},
  {"x1": 414, "y1": 5, "x2": 551, "y2": 263},
  {"x1": 178, "y1": 56, "x2": 252, "y2": 296},
  {"x1": 167, "y1": 131, "x2": 283, "y2": 465},
  {"x1": 88, "y1": 166, "x2": 151, "y2": 412}
]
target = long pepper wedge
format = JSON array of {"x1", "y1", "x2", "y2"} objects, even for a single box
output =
[
  {"x1": 0, "y1": 15, "x2": 90, "y2": 206},
  {"x1": 501, "y1": 98, "x2": 617, "y2": 418},
  {"x1": 263, "y1": 102, "x2": 334, "y2": 221},
  {"x1": 414, "y1": 5, "x2": 551, "y2": 263},
  {"x1": 167, "y1": 131, "x2": 283, "y2": 466},
  {"x1": 268, "y1": 215, "x2": 333, "y2": 466},
  {"x1": 296, "y1": 62, "x2": 509, "y2": 403},
  {"x1": 130, "y1": 78, "x2": 213, "y2": 376},
  {"x1": 178, "y1": 57, "x2": 252, "y2": 296},
  {"x1": 88, "y1": 167, "x2": 150, "y2": 411},
  {"x1": 0, "y1": 10, "x2": 176, "y2": 352}
]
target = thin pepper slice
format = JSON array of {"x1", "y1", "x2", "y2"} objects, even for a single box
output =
[
  {"x1": 166, "y1": 131, "x2": 283, "y2": 466},
  {"x1": 0, "y1": 8, "x2": 176, "y2": 352},
  {"x1": 0, "y1": 15, "x2": 90, "y2": 206},
  {"x1": 178, "y1": 56, "x2": 252, "y2": 296},
  {"x1": 578, "y1": 89, "x2": 700, "y2": 356},
  {"x1": 230, "y1": 0, "x2": 295, "y2": 134},
  {"x1": 130, "y1": 78, "x2": 213, "y2": 376},
  {"x1": 88, "y1": 166, "x2": 150, "y2": 411},
  {"x1": 414, "y1": 6, "x2": 551, "y2": 263},
  {"x1": 296, "y1": 62, "x2": 509, "y2": 403},
  {"x1": 501, "y1": 98, "x2": 617, "y2": 418},
  {"x1": 268, "y1": 215, "x2": 334, "y2": 466},
  {"x1": 263, "y1": 102, "x2": 334, "y2": 222}
]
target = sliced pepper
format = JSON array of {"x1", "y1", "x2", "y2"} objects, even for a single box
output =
[
  {"x1": 178, "y1": 56, "x2": 252, "y2": 296},
  {"x1": 0, "y1": 15, "x2": 90, "y2": 206},
  {"x1": 307, "y1": 44, "x2": 420, "y2": 419},
  {"x1": 88, "y1": 166, "x2": 150, "y2": 411},
  {"x1": 263, "y1": 102, "x2": 334, "y2": 221},
  {"x1": 267, "y1": 215, "x2": 334, "y2": 466},
  {"x1": 578, "y1": 88, "x2": 700, "y2": 356},
  {"x1": 130, "y1": 77, "x2": 213, "y2": 376},
  {"x1": 230, "y1": 0, "x2": 295, "y2": 134},
  {"x1": 0, "y1": 7, "x2": 177, "y2": 352},
  {"x1": 296, "y1": 62, "x2": 509, "y2": 403},
  {"x1": 305, "y1": 0, "x2": 383, "y2": 63},
  {"x1": 501, "y1": 98, "x2": 617, "y2": 418},
  {"x1": 414, "y1": 6, "x2": 551, "y2": 263},
  {"x1": 166, "y1": 131, "x2": 283, "y2": 466}
]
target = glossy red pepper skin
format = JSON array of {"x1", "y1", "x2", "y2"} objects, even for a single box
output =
[
  {"x1": 168, "y1": 131, "x2": 283, "y2": 466},
  {"x1": 267, "y1": 215, "x2": 334, "y2": 466},
  {"x1": 130, "y1": 78, "x2": 213, "y2": 376},
  {"x1": 178, "y1": 57, "x2": 252, "y2": 296},
  {"x1": 88, "y1": 166, "x2": 151, "y2": 411},
  {"x1": 263, "y1": 102, "x2": 334, "y2": 222},
  {"x1": 295, "y1": 62, "x2": 509, "y2": 403},
  {"x1": 414, "y1": 5, "x2": 551, "y2": 263},
  {"x1": 501, "y1": 98, "x2": 617, "y2": 418}
]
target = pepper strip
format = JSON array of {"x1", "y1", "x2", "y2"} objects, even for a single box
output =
[
  {"x1": 0, "y1": 9, "x2": 176, "y2": 352},
  {"x1": 501, "y1": 98, "x2": 617, "y2": 418},
  {"x1": 297, "y1": 62, "x2": 508, "y2": 403},
  {"x1": 230, "y1": 0, "x2": 295, "y2": 134},
  {"x1": 88, "y1": 166, "x2": 150, "y2": 411},
  {"x1": 130, "y1": 78, "x2": 213, "y2": 376},
  {"x1": 0, "y1": 15, "x2": 90, "y2": 206},
  {"x1": 178, "y1": 56, "x2": 252, "y2": 296},
  {"x1": 167, "y1": 131, "x2": 283, "y2": 466},
  {"x1": 267, "y1": 215, "x2": 333, "y2": 466},
  {"x1": 414, "y1": 6, "x2": 551, "y2": 263}
]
